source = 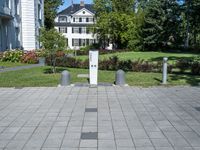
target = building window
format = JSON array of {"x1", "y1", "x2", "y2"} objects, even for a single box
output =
[
  {"x1": 89, "y1": 17, "x2": 94, "y2": 22},
  {"x1": 72, "y1": 39, "x2": 79, "y2": 46},
  {"x1": 72, "y1": 38, "x2": 95, "y2": 46},
  {"x1": 86, "y1": 18, "x2": 89, "y2": 22},
  {"x1": 59, "y1": 27, "x2": 67, "y2": 33},
  {"x1": 15, "y1": 0, "x2": 20, "y2": 15},
  {"x1": 74, "y1": 17, "x2": 79, "y2": 23},
  {"x1": 38, "y1": 4, "x2": 42, "y2": 20},
  {"x1": 72, "y1": 27, "x2": 79, "y2": 33},
  {"x1": 59, "y1": 16, "x2": 67, "y2": 22},
  {"x1": 82, "y1": 27, "x2": 86, "y2": 34},
  {"x1": 5, "y1": 0, "x2": 11, "y2": 8},
  {"x1": 79, "y1": 18, "x2": 82, "y2": 22}
]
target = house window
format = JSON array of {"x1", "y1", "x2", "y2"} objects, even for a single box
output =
[
  {"x1": 81, "y1": 39, "x2": 86, "y2": 46},
  {"x1": 82, "y1": 27, "x2": 86, "y2": 34},
  {"x1": 15, "y1": 0, "x2": 20, "y2": 15},
  {"x1": 5, "y1": 0, "x2": 11, "y2": 8},
  {"x1": 79, "y1": 18, "x2": 82, "y2": 22},
  {"x1": 38, "y1": 4, "x2": 42, "y2": 20},
  {"x1": 89, "y1": 17, "x2": 94, "y2": 22},
  {"x1": 59, "y1": 27, "x2": 67, "y2": 33},
  {"x1": 74, "y1": 17, "x2": 79, "y2": 22},
  {"x1": 59, "y1": 16, "x2": 67, "y2": 22},
  {"x1": 86, "y1": 18, "x2": 89, "y2": 22},
  {"x1": 72, "y1": 27, "x2": 79, "y2": 33},
  {"x1": 72, "y1": 39, "x2": 79, "y2": 46}
]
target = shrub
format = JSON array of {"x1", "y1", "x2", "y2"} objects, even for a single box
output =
[
  {"x1": 191, "y1": 62, "x2": 200, "y2": 75},
  {"x1": 45, "y1": 55, "x2": 175, "y2": 73},
  {"x1": 176, "y1": 59, "x2": 191, "y2": 73},
  {"x1": 0, "y1": 52, "x2": 3, "y2": 61},
  {"x1": 1, "y1": 50, "x2": 23, "y2": 62},
  {"x1": 21, "y1": 51, "x2": 38, "y2": 64},
  {"x1": 36, "y1": 49, "x2": 47, "y2": 57}
]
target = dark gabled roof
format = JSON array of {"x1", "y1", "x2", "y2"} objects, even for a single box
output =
[
  {"x1": 57, "y1": 4, "x2": 95, "y2": 16},
  {"x1": 55, "y1": 22, "x2": 93, "y2": 27}
]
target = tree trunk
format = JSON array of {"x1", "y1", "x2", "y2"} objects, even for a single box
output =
[{"x1": 184, "y1": 0, "x2": 190, "y2": 49}]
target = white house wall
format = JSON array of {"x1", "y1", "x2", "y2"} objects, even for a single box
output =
[
  {"x1": 21, "y1": 0, "x2": 36, "y2": 50},
  {"x1": 0, "y1": 0, "x2": 44, "y2": 51}
]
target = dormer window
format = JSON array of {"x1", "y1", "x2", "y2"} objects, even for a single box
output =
[{"x1": 59, "y1": 16, "x2": 67, "y2": 22}]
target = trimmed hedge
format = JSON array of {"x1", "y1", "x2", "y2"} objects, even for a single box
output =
[{"x1": 46, "y1": 56, "x2": 174, "y2": 73}]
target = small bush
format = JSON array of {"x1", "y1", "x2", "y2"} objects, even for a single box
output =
[
  {"x1": 176, "y1": 59, "x2": 191, "y2": 73},
  {"x1": 36, "y1": 49, "x2": 47, "y2": 57},
  {"x1": 45, "y1": 55, "x2": 175, "y2": 73},
  {"x1": 21, "y1": 51, "x2": 38, "y2": 64},
  {"x1": 191, "y1": 62, "x2": 200, "y2": 75},
  {"x1": 1, "y1": 50, "x2": 23, "y2": 62}
]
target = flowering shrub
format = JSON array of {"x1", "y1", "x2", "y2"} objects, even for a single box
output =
[
  {"x1": 36, "y1": 49, "x2": 47, "y2": 57},
  {"x1": 21, "y1": 51, "x2": 38, "y2": 64},
  {"x1": 1, "y1": 50, "x2": 23, "y2": 62}
]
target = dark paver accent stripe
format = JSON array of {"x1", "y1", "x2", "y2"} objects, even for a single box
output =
[{"x1": 81, "y1": 132, "x2": 98, "y2": 140}]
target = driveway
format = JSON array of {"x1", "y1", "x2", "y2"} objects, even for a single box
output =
[{"x1": 0, "y1": 86, "x2": 200, "y2": 150}]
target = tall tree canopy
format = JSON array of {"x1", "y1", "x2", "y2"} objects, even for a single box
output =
[
  {"x1": 44, "y1": 0, "x2": 63, "y2": 30},
  {"x1": 94, "y1": 0, "x2": 137, "y2": 49},
  {"x1": 93, "y1": 0, "x2": 200, "y2": 50}
]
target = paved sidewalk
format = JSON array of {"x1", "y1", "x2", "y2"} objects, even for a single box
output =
[
  {"x1": 0, "y1": 86, "x2": 200, "y2": 150},
  {"x1": 0, "y1": 64, "x2": 44, "y2": 73}
]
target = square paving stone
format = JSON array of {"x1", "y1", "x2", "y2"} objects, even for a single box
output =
[{"x1": 81, "y1": 132, "x2": 98, "y2": 140}]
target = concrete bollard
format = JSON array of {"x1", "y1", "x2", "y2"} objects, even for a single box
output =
[
  {"x1": 60, "y1": 71, "x2": 70, "y2": 86},
  {"x1": 115, "y1": 70, "x2": 126, "y2": 85},
  {"x1": 162, "y1": 57, "x2": 168, "y2": 84}
]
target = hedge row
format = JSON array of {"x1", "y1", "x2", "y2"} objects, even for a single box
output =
[
  {"x1": 46, "y1": 56, "x2": 200, "y2": 75},
  {"x1": 46, "y1": 56, "x2": 174, "y2": 73}
]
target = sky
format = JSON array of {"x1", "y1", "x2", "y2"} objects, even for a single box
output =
[{"x1": 59, "y1": 0, "x2": 93, "y2": 12}]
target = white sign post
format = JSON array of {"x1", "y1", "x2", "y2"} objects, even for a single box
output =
[{"x1": 89, "y1": 50, "x2": 99, "y2": 85}]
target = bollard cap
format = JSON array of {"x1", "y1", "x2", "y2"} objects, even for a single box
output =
[
  {"x1": 163, "y1": 57, "x2": 168, "y2": 62},
  {"x1": 62, "y1": 70, "x2": 69, "y2": 75},
  {"x1": 117, "y1": 69, "x2": 125, "y2": 74}
]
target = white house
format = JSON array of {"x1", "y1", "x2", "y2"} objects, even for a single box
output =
[
  {"x1": 55, "y1": 1, "x2": 97, "y2": 49},
  {"x1": 0, "y1": 0, "x2": 44, "y2": 51}
]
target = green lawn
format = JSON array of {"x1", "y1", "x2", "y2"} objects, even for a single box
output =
[
  {"x1": 77, "y1": 51, "x2": 199, "y2": 63},
  {"x1": 0, "y1": 61, "x2": 29, "y2": 68},
  {"x1": 0, "y1": 66, "x2": 199, "y2": 87}
]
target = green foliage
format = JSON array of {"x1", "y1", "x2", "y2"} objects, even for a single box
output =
[
  {"x1": 44, "y1": 0, "x2": 63, "y2": 29},
  {"x1": 94, "y1": 0, "x2": 139, "y2": 49},
  {"x1": 94, "y1": 0, "x2": 200, "y2": 50},
  {"x1": 40, "y1": 28, "x2": 66, "y2": 73},
  {"x1": 1, "y1": 50, "x2": 23, "y2": 62},
  {"x1": 36, "y1": 49, "x2": 48, "y2": 57}
]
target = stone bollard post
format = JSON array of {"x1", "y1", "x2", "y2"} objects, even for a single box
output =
[
  {"x1": 115, "y1": 70, "x2": 126, "y2": 85},
  {"x1": 60, "y1": 71, "x2": 70, "y2": 86},
  {"x1": 162, "y1": 57, "x2": 168, "y2": 84}
]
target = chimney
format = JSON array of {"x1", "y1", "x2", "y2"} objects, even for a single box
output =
[{"x1": 80, "y1": 1, "x2": 85, "y2": 7}]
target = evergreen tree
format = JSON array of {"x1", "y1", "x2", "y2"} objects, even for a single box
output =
[
  {"x1": 44, "y1": 0, "x2": 63, "y2": 30},
  {"x1": 141, "y1": 0, "x2": 181, "y2": 49},
  {"x1": 141, "y1": 0, "x2": 166, "y2": 49}
]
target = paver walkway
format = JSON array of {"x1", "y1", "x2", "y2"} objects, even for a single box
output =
[
  {"x1": 0, "y1": 86, "x2": 200, "y2": 150},
  {"x1": 0, "y1": 64, "x2": 44, "y2": 73}
]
